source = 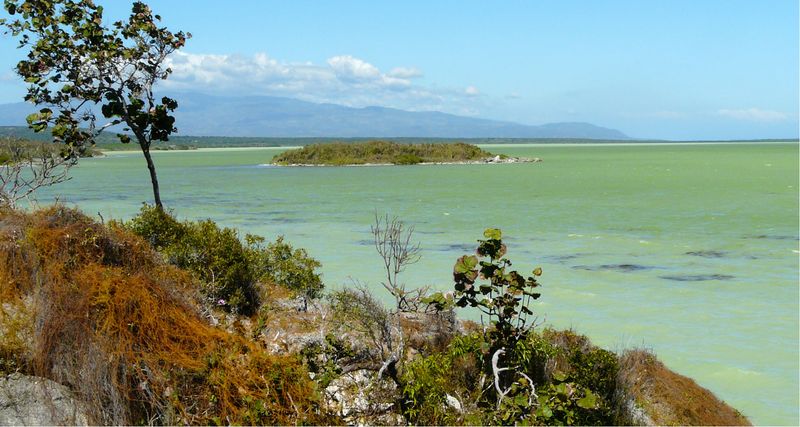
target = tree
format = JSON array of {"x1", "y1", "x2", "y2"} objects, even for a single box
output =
[
  {"x1": 371, "y1": 213, "x2": 427, "y2": 311},
  {"x1": 1, "y1": 0, "x2": 189, "y2": 209}
]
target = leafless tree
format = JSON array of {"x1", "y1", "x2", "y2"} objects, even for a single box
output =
[
  {"x1": 0, "y1": 139, "x2": 75, "y2": 208},
  {"x1": 328, "y1": 284, "x2": 405, "y2": 383},
  {"x1": 371, "y1": 213, "x2": 427, "y2": 311}
]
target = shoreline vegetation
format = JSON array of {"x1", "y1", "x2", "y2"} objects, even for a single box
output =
[
  {"x1": 271, "y1": 140, "x2": 539, "y2": 166},
  {"x1": 0, "y1": 136, "x2": 100, "y2": 163},
  {"x1": 1, "y1": 126, "x2": 796, "y2": 151},
  {"x1": 0, "y1": 206, "x2": 751, "y2": 425}
]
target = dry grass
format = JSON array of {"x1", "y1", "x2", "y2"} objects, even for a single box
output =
[
  {"x1": 0, "y1": 206, "x2": 333, "y2": 425},
  {"x1": 616, "y1": 349, "x2": 751, "y2": 426}
]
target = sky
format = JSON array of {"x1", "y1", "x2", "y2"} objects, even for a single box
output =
[{"x1": 1, "y1": 0, "x2": 798, "y2": 140}]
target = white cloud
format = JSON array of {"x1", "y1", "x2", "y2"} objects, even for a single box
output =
[
  {"x1": 162, "y1": 51, "x2": 478, "y2": 113},
  {"x1": 327, "y1": 55, "x2": 381, "y2": 81},
  {"x1": 717, "y1": 108, "x2": 789, "y2": 122},
  {"x1": 387, "y1": 67, "x2": 423, "y2": 79}
]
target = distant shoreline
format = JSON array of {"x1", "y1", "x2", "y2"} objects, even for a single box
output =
[
  {"x1": 96, "y1": 140, "x2": 797, "y2": 155},
  {"x1": 271, "y1": 157, "x2": 542, "y2": 167}
]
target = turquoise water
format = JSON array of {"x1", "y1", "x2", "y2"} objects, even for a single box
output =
[{"x1": 38, "y1": 143, "x2": 799, "y2": 425}]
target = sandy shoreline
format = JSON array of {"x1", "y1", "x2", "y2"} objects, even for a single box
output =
[
  {"x1": 271, "y1": 157, "x2": 542, "y2": 167},
  {"x1": 100, "y1": 146, "x2": 301, "y2": 155}
]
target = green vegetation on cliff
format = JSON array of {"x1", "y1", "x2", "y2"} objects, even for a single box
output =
[{"x1": 272, "y1": 141, "x2": 494, "y2": 165}]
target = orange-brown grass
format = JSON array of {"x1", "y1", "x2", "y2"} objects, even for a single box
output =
[
  {"x1": 616, "y1": 349, "x2": 751, "y2": 426},
  {"x1": 0, "y1": 206, "x2": 333, "y2": 425}
]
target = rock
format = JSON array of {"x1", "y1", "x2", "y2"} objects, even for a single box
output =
[
  {"x1": 323, "y1": 369, "x2": 401, "y2": 425},
  {"x1": 0, "y1": 373, "x2": 88, "y2": 425},
  {"x1": 445, "y1": 394, "x2": 463, "y2": 413}
]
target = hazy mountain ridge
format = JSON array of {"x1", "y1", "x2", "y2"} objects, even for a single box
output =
[{"x1": 0, "y1": 92, "x2": 629, "y2": 139}]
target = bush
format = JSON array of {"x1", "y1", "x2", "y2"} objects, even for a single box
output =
[
  {"x1": 0, "y1": 206, "x2": 332, "y2": 424},
  {"x1": 395, "y1": 228, "x2": 616, "y2": 425},
  {"x1": 400, "y1": 333, "x2": 486, "y2": 425},
  {"x1": 246, "y1": 234, "x2": 323, "y2": 311},
  {"x1": 122, "y1": 204, "x2": 323, "y2": 315}
]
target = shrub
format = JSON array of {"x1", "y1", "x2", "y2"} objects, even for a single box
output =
[
  {"x1": 453, "y1": 228, "x2": 542, "y2": 351},
  {"x1": 246, "y1": 234, "x2": 323, "y2": 311},
  {"x1": 399, "y1": 228, "x2": 617, "y2": 425},
  {"x1": 122, "y1": 204, "x2": 323, "y2": 315},
  {"x1": 392, "y1": 153, "x2": 423, "y2": 165},
  {"x1": 400, "y1": 333, "x2": 486, "y2": 425},
  {"x1": 0, "y1": 206, "x2": 332, "y2": 424}
]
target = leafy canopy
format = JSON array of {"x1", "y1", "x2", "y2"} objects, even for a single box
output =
[
  {"x1": 2, "y1": 0, "x2": 189, "y2": 150},
  {"x1": 2, "y1": 0, "x2": 189, "y2": 207}
]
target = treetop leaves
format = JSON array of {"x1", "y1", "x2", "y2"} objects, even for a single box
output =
[{"x1": 483, "y1": 228, "x2": 502, "y2": 240}]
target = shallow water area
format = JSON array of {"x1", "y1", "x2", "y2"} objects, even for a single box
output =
[{"x1": 37, "y1": 142, "x2": 799, "y2": 425}]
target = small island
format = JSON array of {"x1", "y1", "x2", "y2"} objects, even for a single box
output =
[{"x1": 271, "y1": 140, "x2": 540, "y2": 166}]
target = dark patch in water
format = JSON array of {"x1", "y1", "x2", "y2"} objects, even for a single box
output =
[
  {"x1": 685, "y1": 250, "x2": 728, "y2": 258},
  {"x1": 417, "y1": 230, "x2": 446, "y2": 235},
  {"x1": 746, "y1": 234, "x2": 799, "y2": 241},
  {"x1": 660, "y1": 274, "x2": 735, "y2": 282},
  {"x1": 573, "y1": 264, "x2": 655, "y2": 272},
  {"x1": 269, "y1": 217, "x2": 304, "y2": 224},
  {"x1": 355, "y1": 239, "x2": 374, "y2": 246},
  {"x1": 546, "y1": 254, "x2": 585, "y2": 263},
  {"x1": 435, "y1": 243, "x2": 477, "y2": 253}
]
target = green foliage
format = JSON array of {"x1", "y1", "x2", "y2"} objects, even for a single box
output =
[
  {"x1": 391, "y1": 229, "x2": 618, "y2": 425},
  {"x1": 245, "y1": 234, "x2": 323, "y2": 311},
  {"x1": 532, "y1": 370, "x2": 607, "y2": 426},
  {"x1": 0, "y1": 136, "x2": 86, "y2": 165},
  {"x1": 400, "y1": 333, "x2": 486, "y2": 425},
  {"x1": 2, "y1": 0, "x2": 190, "y2": 207},
  {"x1": 567, "y1": 347, "x2": 619, "y2": 404},
  {"x1": 122, "y1": 204, "x2": 323, "y2": 315},
  {"x1": 453, "y1": 228, "x2": 542, "y2": 350},
  {"x1": 272, "y1": 140, "x2": 494, "y2": 165},
  {"x1": 420, "y1": 291, "x2": 456, "y2": 312},
  {"x1": 399, "y1": 330, "x2": 618, "y2": 426},
  {"x1": 327, "y1": 287, "x2": 392, "y2": 356},
  {"x1": 300, "y1": 333, "x2": 356, "y2": 388}
]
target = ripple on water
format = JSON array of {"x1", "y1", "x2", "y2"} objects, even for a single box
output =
[
  {"x1": 745, "y1": 234, "x2": 799, "y2": 241},
  {"x1": 268, "y1": 217, "x2": 305, "y2": 224},
  {"x1": 572, "y1": 264, "x2": 656, "y2": 272},
  {"x1": 685, "y1": 250, "x2": 728, "y2": 258},
  {"x1": 659, "y1": 274, "x2": 735, "y2": 282},
  {"x1": 435, "y1": 243, "x2": 477, "y2": 253},
  {"x1": 545, "y1": 253, "x2": 587, "y2": 263}
]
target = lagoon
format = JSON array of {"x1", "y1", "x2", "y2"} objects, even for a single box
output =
[{"x1": 38, "y1": 142, "x2": 799, "y2": 425}]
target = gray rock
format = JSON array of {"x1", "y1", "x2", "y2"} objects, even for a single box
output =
[{"x1": 0, "y1": 373, "x2": 88, "y2": 426}]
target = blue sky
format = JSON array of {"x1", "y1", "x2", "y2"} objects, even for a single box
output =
[{"x1": 1, "y1": 0, "x2": 798, "y2": 140}]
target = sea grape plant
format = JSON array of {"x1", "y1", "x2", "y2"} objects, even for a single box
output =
[
  {"x1": 1, "y1": 0, "x2": 189, "y2": 208},
  {"x1": 453, "y1": 228, "x2": 542, "y2": 350}
]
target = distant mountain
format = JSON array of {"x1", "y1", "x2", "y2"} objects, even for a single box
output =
[{"x1": 0, "y1": 93, "x2": 629, "y2": 139}]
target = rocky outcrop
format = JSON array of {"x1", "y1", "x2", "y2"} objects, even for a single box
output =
[
  {"x1": 614, "y1": 350, "x2": 751, "y2": 426},
  {"x1": 0, "y1": 373, "x2": 88, "y2": 426}
]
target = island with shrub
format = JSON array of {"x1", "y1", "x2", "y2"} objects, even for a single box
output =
[{"x1": 271, "y1": 140, "x2": 540, "y2": 166}]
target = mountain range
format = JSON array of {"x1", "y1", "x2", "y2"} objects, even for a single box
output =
[{"x1": 0, "y1": 92, "x2": 629, "y2": 139}]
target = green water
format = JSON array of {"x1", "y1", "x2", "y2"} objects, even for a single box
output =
[{"x1": 38, "y1": 143, "x2": 799, "y2": 425}]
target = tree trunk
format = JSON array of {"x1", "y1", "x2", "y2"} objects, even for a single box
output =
[{"x1": 140, "y1": 145, "x2": 163, "y2": 209}]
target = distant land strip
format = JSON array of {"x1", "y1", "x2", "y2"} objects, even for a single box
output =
[{"x1": 0, "y1": 126, "x2": 797, "y2": 150}]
